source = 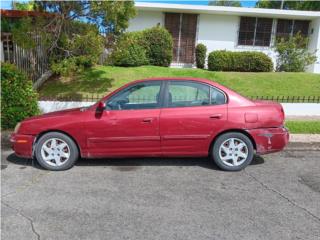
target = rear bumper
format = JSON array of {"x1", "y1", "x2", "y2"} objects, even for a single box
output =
[
  {"x1": 10, "y1": 133, "x2": 35, "y2": 158},
  {"x1": 246, "y1": 127, "x2": 289, "y2": 155}
]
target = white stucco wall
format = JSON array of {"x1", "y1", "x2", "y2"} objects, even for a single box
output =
[
  {"x1": 197, "y1": 14, "x2": 278, "y2": 69},
  {"x1": 307, "y1": 18, "x2": 320, "y2": 73},
  {"x1": 127, "y1": 10, "x2": 164, "y2": 32}
]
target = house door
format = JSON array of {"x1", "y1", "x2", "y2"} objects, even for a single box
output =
[{"x1": 165, "y1": 13, "x2": 197, "y2": 64}]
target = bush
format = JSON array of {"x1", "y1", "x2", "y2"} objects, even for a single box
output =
[
  {"x1": 110, "y1": 33, "x2": 149, "y2": 67},
  {"x1": 108, "y1": 26, "x2": 173, "y2": 67},
  {"x1": 195, "y1": 43, "x2": 207, "y2": 69},
  {"x1": 208, "y1": 50, "x2": 273, "y2": 72},
  {"x1": 1, "y1": 63, "x2": 39, "y2": 129},
  {"x1": 140, "y1": 26, "x2": 173, "y2": 67},
  {"x1": 275, "y1": 33, "x2": 317, "y2": 72},
  {"x1": 51, "y1": 56, "x2": 94, "y2": 76}
]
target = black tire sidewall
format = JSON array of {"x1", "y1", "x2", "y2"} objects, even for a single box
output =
[
  {"x1": 212, "y1": 132, "x2": 254, "y2": 171},
  {"x1": 35, "y1": 132, "x2": 79, "y2": 171}
]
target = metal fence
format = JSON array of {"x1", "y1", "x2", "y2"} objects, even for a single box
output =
[
  {"x1": 1, "y1": 32, "x2": 49, "y2": 82},
  {"x1": 39, "y1": 94, "x2": 320, "y2": 103}
]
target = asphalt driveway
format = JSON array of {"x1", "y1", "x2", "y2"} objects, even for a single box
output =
[{"x1": 1, "y1": 147, "x2": 320, "y2": 240}]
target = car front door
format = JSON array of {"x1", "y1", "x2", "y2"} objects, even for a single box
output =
[
  {"x1": 160, "y1": 80, "x2": 227, "y2": 156},
  {"x1": 85, "y1": 81, "x2": 164, "y2": 157}
]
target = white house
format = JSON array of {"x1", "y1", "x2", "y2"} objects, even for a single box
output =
[{"x1": 128, "y1": 2, "x2": 320, "y2": 73}]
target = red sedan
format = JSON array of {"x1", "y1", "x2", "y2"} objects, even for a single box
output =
[{"x1": 11, "y1": 78, "x2": 289, "y2": 171}]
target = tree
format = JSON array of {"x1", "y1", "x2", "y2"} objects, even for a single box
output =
[
  {"x1": 12, "y1": 0, "x2": 35, "y2": 11},
  {"x1": 209, "y1": 0, "x2": 242, "y2": 7},
  {"x1": 255, "y1": 0, "x2": 320, "y2": 11},
  {"x1": 11, "y1": 1, "x2": 136, "y2": 72},
  {"x1": 275, "y1": 33, "x2": 317, "y2": 72}
]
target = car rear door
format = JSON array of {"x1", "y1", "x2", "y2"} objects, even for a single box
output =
[
  {"x1": 85, "y1": 81, "x2": 164, "y2": 157},
  {"x1": 160, "y1": 80, "x2": 227, "y2": 156}
]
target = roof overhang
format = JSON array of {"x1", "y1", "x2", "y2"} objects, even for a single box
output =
[{"x1": 135, "y1": 2, "x2": 320, "y2": 20}]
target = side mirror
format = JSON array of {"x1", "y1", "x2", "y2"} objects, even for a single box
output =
[{"x1": 96, "y1": 101, "x2": 106, "y2": 113}]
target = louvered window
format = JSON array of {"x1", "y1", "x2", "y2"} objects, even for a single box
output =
[{"x1": 238, "y1": 17, "x2": 273, "y2": 47}]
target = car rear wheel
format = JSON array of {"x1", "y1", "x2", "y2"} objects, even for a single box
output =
[
  {"x1": 35, "y1": 132, "x2": 79, "y2": 171},
  {"x1": 212, "y1": 132, "x2": 254, "y2": 171}
]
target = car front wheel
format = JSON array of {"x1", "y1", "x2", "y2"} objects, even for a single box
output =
[
  {"x1": 35, "y1": 132, "x2": 79, "y2": 171},
  {"x1": 212, "y1": 132, "x2": 254, "y2": 171}
]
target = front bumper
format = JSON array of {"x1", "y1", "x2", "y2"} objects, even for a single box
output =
[
  {"x1": 246, "y1": 127, "x2": 289, "y2": 155},
  {"x1": 10, "y1": 133, "x2": 35, "y2": 158}
]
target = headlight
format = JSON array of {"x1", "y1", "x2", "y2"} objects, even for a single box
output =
[{"x1": 14, "y1": 122, "x2": 21, "y2": 133}]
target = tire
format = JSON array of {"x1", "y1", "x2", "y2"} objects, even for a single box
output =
[
  {"x1": 212, "y1": 132, "x2": 254, "y2": 171},
  {"x1": 35, "y1": 132, "x2": 79, "y2": 171}
]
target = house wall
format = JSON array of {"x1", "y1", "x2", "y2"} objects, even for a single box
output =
[
  {"x1": 197, "y1": 14, "x2": 278, "y2": 69},
  {"x1": 128, "y1": 10, "x2": 320, "y2": 73},
  {"x1": 307, "y1": 18, "x2": 320, "y2": 73},
  {"x1": 127, "y1": 10, "x2": 163, "y2": 31}
]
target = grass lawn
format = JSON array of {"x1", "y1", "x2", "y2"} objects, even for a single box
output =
[
  {"x1": 39, "y1": 65, "x2": 320, "y2": 99},
  {"x1": 285, "y1": 121, "x2": 320, "y2": 134}
]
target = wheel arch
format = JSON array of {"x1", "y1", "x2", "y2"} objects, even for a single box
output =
[
  {"x1": 33, "y1": 129, "x2": 82, "y2": 158},
  {"x1": 208, "y1": 129, "x2": 257, "y2": 155}
]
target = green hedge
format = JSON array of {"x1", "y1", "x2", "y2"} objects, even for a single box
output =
[
  {"x1": 110, "y1": 33, "x2": 149, "y2": 67},
  {"x1": 208, "y1": 50, "x2": 273, "y2": 72},
  {"x1": 1, "y1": 63, "x2": 39, "y2": 129},
  {"x1": 195, "y1": 43, "x2": 207, "y2": 69},
  {"x1": 109, "y1": 26, "x2": 173, "y2": 67}
]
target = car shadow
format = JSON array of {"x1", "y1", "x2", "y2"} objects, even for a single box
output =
[{"x1": 5, "y1": 153, "x2": 264, "y2": 171}]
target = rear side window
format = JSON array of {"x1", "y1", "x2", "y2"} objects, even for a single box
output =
[
  {"x1": 211, "y1": 87, "x2": 226, "y2": 105},
  {"x1": 167, "y1": 81, "x2": 226, "y2": 108}
]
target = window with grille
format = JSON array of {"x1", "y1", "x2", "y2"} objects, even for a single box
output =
[
  {"x1": 238, "y1": 17, "x2": 273, "y2": 47},
  {"x1": 276, "y1": 19, "x2": 309, "y2": 40}
]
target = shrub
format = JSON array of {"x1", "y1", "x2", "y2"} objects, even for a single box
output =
[
  {"x1": 51, "y1": 56, "x2": 94, "y2": 76},
  {"x1": 1, "y1": 63, "x2": 39, "y2": 129},
  {"x1": 139, "y1": 26, "x2": 173, "y2": 67},
  {"x1": 110, "y1": 32, "x2": 149, "y2": 67},
  {"x1": 195, "y1": 43, "x2": 207, "y2": 69},
  {"x1": 275, "y1": 33, "x2": 317, "y2": 72},
  {"x1": 208, "y1": 50, "x2": 273, "y2": 72}
]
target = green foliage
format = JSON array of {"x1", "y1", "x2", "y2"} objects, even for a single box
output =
[
  {"x1": 139, "y1": 26, "x2": 173, "y2": 67},
  {"x1": 109, "y1": 33, "x2": 149, "y2": 67},
  {"x1": 51, "y1": 56, "x2": 94, "y2": 76},
  {"x1": 255, "y1": 0, "x2": 320, "y2": 11},
  {"x1": 1, "y1": 63, "x2": 39, "y2": 129},
  {"x1": 209, "y1": 0, "x2": 242, "y2": 7},
  {"x1": 195, "y1": 44, "x2": 207, "y2": 69},
  {"x1": 12, "y1": 0, "x2": 35, "y2": 10},
  {"x1": 208, "y1": 50, "x2": 273, "y2": 72},
  {"x1": 109, "y1": 26, "x2": 173, "y2": 67},
  {"x1": 275, "y1": 33, "x2": 317, "y2": 72},
  {"x1": 285, "y1": 121, "x2": 320, "y2": 134}
]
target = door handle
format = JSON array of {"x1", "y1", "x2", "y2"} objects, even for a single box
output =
[
  {"x1": 142, "y1": 118, "x2": 153, "y2": 123},
  {"x1": 209, "y1": 114, "x2": 222, "y2": 119}
]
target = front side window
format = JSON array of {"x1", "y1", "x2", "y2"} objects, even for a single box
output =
[
  {"x1": 167, "y1": 81, "x2": 225, "y2": 108},
  {"x1": 238, "y1": 17, "x2": 273, "y2": 47},
  {"x1": 107, "y1": 81, "x2": 162, "y2": 110}
]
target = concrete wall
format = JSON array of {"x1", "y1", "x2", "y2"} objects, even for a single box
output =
[
  {"x1": 39, "y1": 101, "x2": 320, "y2": 116},
  {"x1": 127, "y1": 10, "x2": 164, "y2": 31},
  {"x1": 307, "y1": 18, "x2": 320, "y2": 73},
  {"x1": 197, "y1": 14, "x2": 278, "y2": 68}
]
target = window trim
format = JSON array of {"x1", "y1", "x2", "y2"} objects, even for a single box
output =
[
  {"x1": 105, "y1": 80, "x2": 165, "y2": 111},
  {"x1": 163, "y1": 80, "x2": 227, "y2": 109}
]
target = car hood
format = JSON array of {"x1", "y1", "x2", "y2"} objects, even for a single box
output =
[{"x1": 24, "y1": 108, "x2": 83, "y2": 121}]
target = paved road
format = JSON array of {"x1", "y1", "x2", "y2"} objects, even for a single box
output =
[{"x1": 1, "y1": 148, "x2": 320, "y2": 240}]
